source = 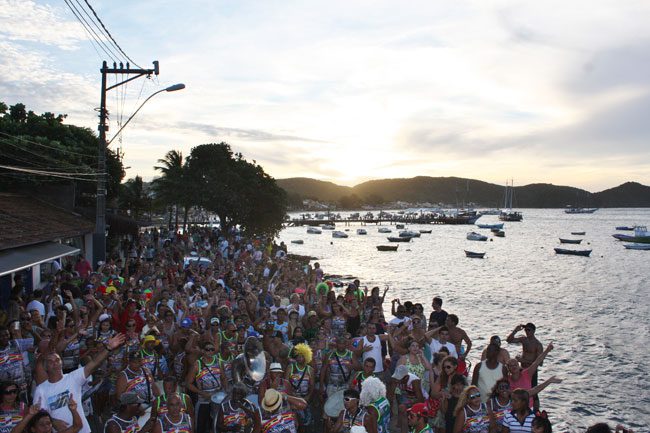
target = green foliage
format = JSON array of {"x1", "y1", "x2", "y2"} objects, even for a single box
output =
[
  {"x1": 158, "y1": 142, "x2": 288, "y2": 235},
  {"x1": 338, "y1": 194, "x2": 363, "y2": 209},
  {"x1": 119, "y1": 176, "x2": 150, "y2": 219},
  {"x1": 0, "y1": 101, "x2": 125, "y2": 205}
]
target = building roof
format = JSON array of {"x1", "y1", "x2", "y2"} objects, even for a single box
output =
[{"x1": 0, "y1": 193, "x2": 94, "y2": 251}]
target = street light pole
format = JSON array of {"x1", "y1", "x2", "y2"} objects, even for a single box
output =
[{"x1": 93, "y1": 60, "x2": 183, "y2": 267}]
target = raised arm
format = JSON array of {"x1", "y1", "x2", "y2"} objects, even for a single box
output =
[
  {"x1": 84, "y1": 333, "x2": 126, "y2": 378},
  {"x1": 529, "y1": 375, "x2": 562, "y2": 396},
  {"x1": 528, "y1": 342, "x2": 553, "y2": 375},
  {"x1": 506, "y1": 324, "x2": 525, "y2": 344}
]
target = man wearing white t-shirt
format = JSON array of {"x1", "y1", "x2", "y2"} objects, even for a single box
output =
[
  {"x1": 425, "y1": 326, "x2": 458, "y2": 359},
  {"x1": 33, "y1": 333, "x2": 126, "y2": 433}
]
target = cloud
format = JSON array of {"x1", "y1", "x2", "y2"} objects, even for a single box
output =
[{"x1": 172, "y1": 121, "x2": 325, "y2": 143}]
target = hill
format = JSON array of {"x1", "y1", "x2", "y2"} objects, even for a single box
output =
[{"x1": 276, "y1": 176, "x2": 650, "y2": 208}]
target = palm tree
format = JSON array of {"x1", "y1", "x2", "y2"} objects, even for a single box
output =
[
  {"x1": 153, "y1": 150, "x2": 185, "y2": 230},
  {"x1": 120, "y1": 176, "x2": 149, "y2": 220}
]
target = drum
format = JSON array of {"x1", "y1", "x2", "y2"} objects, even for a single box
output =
[
  {"x1": 324, "y1": 390, "x2": 345, "y2": 419},
  {"x1": 245, "y1": 394, "x2": 259, "y2": 408},
  {"x1": 137, "y1": 406, "x2": 152, "y2": 428},
  {"x1": 210, "y1": 391, "x2": 227, "y2": 419}
]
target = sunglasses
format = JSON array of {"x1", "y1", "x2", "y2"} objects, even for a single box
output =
[
  {"x1": 469, "y1": 393, "x2": 481, "y2": 399},
  {"x1": 4, "y1": 389, "x2": 18, "y2": 395},
  {"x1": 344, "y1": 397, "x2": 358, "y2": 402}
]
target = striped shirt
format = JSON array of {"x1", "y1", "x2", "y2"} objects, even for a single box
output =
[{"x1": 502, "y1": 410, "x2": 535, "y2": 433}]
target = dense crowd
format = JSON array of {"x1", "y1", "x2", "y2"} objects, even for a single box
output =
[{"x1": 0, "y1": 227, "x2": 637, "y2": 433}]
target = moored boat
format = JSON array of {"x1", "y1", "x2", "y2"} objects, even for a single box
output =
[
  {"x1": 378, "y1": 227, "x2": 392, "y2": 233},
  {"x1": 615, "y1": 226, "x2": 634, "y2": 231},
  {"x1": 399, "y1": 230, "x2": 420, "y2": 238},
  {"x1": 559, "y1": 238, "x2": 582, "y2": 244},
  {"x1": 494, "y1": 230, "x2": 505, "y2": 237},
  {"x1": 332, "y1": 231, "x2": 348, "y2": 238},
  {"x1": 321, "y1": 224, "x2": 335, "y2": 230},
  {"x1": 356, "y1": 228, "x2": 367, "y2": 235},
  {"x1": 565, "y1": 207, "x2": 598, "y2": 214},
  {"x1": 623, "y1": 244, "x2": 650, "y2": 250},
  {"x1": 571, "y1": 231, "x2": 586, "y2": 235},
  {"x1": 554, "y1": 248, "x2": 592, "y2": 257},
  {"x1": 612, "y1": 226, "x2": 650, "y2": 243},
  {"x1": 307, "y1": 227, "x2": 322, "y2": 234},
  {"x1": 387, "y1": 236, "x2": 411, "y2": 242},
  {"x1": 467, "y1": 231, "x2": 488, "y2": 241},
  {"x1": 464, "y1": 250, "x2": 486, "y2": 258},
  {"x1": 419, "y1": 229, "x2": 432, "y2": 234},
  {"x1": 477, "y1": 223, "x2": 504, "y2": 229},
  {"x1": 291, "y1": 240, "x2": 304, "y2": 244},
  {"x1": 396, "y1": 224, "x2": 405, "y2": 229},
  {"x1": 377, "y1": 245, "x2": 399, "y2": 251}
]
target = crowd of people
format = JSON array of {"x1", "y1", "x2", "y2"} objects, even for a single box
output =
[{"x1": 0, "y1": 226, "x2": 637, "y2": 433}]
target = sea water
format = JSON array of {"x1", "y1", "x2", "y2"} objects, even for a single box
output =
[{"x1": 279, "y1": 208, "x2": 650, "y2": 431}]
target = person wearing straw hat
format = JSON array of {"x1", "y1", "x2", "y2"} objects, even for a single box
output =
[{"x1": 255, "y1": 388, "x2": 307, "y2": 433}]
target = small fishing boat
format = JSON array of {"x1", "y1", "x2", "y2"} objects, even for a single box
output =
[
  {"x1": 307, "y1": 227, "x2": 322, "y2": 234},
  {"x1": 387, "y1": 236, "x2": 411, "y2": 242},
  {"x1": 494, "y1": 230, "x2": 505, "y2": 237},
  {"x1": 464, "y1": 250, "x2": 486, "y2": 258},
  {"x1": 332, "y1": 231, "x2": 348, "y2": 238},
  {"x1": 476, "y1": 223, "x2": 504, "y2": 229},
  {"x1": 321, "y1": 224, "x2": 335, "y2": 230},
  {"x1": 616, "y1": 226, "x2": 635, "y2": 231},
  {"x1": 377, "y1": 245, "x2": 399, "y2": 251},
  {"x1": 467, "y1": 231, "x2": 488, "y2": 241},
  {"x1": 571, "y1": 231, "x2": 586, "y2": 235},
  {"x1": 290, "y1": 240, "x2": 304, "y2": 244},
  {"x1": 559, "y1": 238, "x2": 582, "y2": 244},
  {"x1": 419, "y1": 229, "x2": 432, "y2": 234},
  {"x1": 378, "y1": 227, "x2": 392, "y2": 233},
  {"x1": 623, "y1": 244, "x2": 650, "y2": 250},
  {"x1": 356, "y1": 228, "x2": 367, "y2": 235},
  {"x1": 612, "y1": 226, "x2": 650, "y2": 243},
  {"x1": 396, "y1": 224, "x2": 405, "y2": 229},
  {"x1": 399, "y1": 230, "x2": 420, "y2": 238},
  {"x1": 554, "y1": 248, "x2": 592, "y2": 257}
]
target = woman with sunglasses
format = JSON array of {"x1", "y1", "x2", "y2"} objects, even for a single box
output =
[
  {"x1": 502, "y1": 389, "x2": 535, "y2": 433},
  {"x1": 431, "y1": 355, "x2": 459, "y2": 401},
  {"x1": 488, "y1": 379, "x2": 512, "y2": 432},
  {"x1": 330, "y1": 388, "x2": 369, "y2": 433},
  {"x1": 452, "y1": 385, "x2": 494, "y2": 433},
  {"x1": 0, "y1": 381, "x2": 25, "y2": 432}
]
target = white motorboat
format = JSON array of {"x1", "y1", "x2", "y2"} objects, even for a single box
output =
[
  {"x1": 378, "y1": 227, "x2": 392, "y2": 233},
  {"x1": 467, "y1": 231, "x2": 488, "y2": 241},
  {"x1": 307, "y1": 227, "x2": 322, "y2": 234},
  {"x1": 321, "y1": 224, "x2": 335, "y2": 230},
  {"x1": 332, "y1": 231, "x2": 349, "y2": 238},
  {"x1": 356, "y1": 228, "x2": 367, "y2": 235}
]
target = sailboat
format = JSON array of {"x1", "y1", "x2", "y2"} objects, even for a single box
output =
[{"x1": 499, "y1": 180, "x2": 523, "y2": 222}]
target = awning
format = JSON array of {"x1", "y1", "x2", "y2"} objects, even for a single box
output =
[{"x1": 0, "y1": 242, "x2": 80, "y2": 276}]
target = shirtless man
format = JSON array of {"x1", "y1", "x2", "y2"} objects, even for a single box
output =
[
  {"x1": 444, "y1": 314, "x2": 472, "y2": 359},
  {"x1": 480, "y1": 335, "x2": 510, "y2": 364},
  {"x1": 506, "y1": 322, "x2": 543, "y2": 407}
]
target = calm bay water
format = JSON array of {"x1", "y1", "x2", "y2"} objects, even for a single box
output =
[{"x1": 278, "y1": 209, "x2": 650, "y2": 431}]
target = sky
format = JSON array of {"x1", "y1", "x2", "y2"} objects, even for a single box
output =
[{"x1": 2, "y1": 0, "x2": 650, "y2": 192}]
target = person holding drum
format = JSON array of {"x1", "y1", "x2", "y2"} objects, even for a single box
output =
[
  {"x1": 286, "y1": 343, "x2": 315, "y2": 432},
  {"x1": 329, "y1": 389, "x2": 370, "y2": 433},
  {"x1": 115, "y1": 351, "x2": 160, "y2": 428},
  {"x1": 152, "y1": 393, "x2": 193, "y2": 433},
  {"x1": 255, "y1": 389, "x2": 307, "y2": 433},
  {"x1": 185, "y1": 340, "x2": 228, "y2": 433},
  {"x1": 215, "y1": 383, "x2": 260, "y2": 433}
]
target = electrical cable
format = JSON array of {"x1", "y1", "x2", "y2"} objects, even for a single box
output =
[
  {"x1": 0, "y1": 131, "x2": 98, "y2": 159},
  {"x1": 0, "y1": 137, "x2": 95, "y2": 172},
  {"x1": 71, "y1": 0, "x2": 126, "y2": 63},
  {"x1": 0, "y1": 165, "x2": 101, "y2": 181},
  {"x1": 82, "y1": 0, "x2": 143, "y2": 68},
  {"x1": 63, "y1": 0, "x2": 121, "y2": 63}
]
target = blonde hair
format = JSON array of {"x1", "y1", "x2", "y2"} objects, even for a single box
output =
[
  {"x1": 454, "y1": 385, "x2": 480, "y2": 417},
  {"x1": 293, "y1": 343, "x2": 313, "y2": 364}
]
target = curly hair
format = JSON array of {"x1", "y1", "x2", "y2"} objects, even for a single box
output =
[
  {"x1": 360, "y1": 376, "x2": 386, "y2": 406},
  {"x1": 292, "y1": 343, "x2": 312, "y2": 364}
]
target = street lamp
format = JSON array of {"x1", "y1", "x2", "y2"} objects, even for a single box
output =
[
  {"x1": 93, "y1": 59, "x2": 184, "y2": 267},
  {"x1": 107, "y1": 83, "x2": 185, "y2": 145}
]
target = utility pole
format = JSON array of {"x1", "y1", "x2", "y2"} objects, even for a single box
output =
[{"x1": 93, "y1": 60, "x2": 159, "y2": 267}]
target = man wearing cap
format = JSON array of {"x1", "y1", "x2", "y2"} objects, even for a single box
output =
[
  {"x1": 105, "y1": 392, "x2": 149, "y2": 433},
  {"x1": 388, "y1": 365, "x2": 425, "y2": 433},
  {"x1": 116, "y1": 350, "x2": 160, "y2": 426},
  {"x1": 185, "y1": 340, "x2": 228, "y2": 432},
  {"x1": 330, "y1": 388, "x2": 370, "y2": 433},
  {"x1": 406, "y1": 403, "x2": 434, "y2": 433},
  {"x1": 140, "y1": 335, "x2": 169, "y2": 383},
  {"x1": 256, "y1": 388, "x2": 307, "y2": 433}
]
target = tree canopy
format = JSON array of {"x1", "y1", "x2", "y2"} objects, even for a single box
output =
[{"x1": 0, "y1": 101, "x2": 125, "y2": 206}]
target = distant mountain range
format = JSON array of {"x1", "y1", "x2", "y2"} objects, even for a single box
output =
[{"x1": 276, "y1": 177, "x2": 650, "y2": 208}]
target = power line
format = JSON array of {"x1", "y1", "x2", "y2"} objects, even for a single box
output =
[
  {"x1": 72, "y1": 0, "x2": 128, "y2": 62},
  {"x1": 82, "y1": 0, "x2": 142, "y2": 68},
  {"x1": 0, "y1": 137, "x2": 96, "y2": 172},
  {"x1": 0, "y1": 165, "x2": 101, "y2": 181},
  {"x1": 0, "y1": 131, "x2": 98, "y2": 159},
  {"x1": 62, "y1": 0, "x2": 121, "y2": 63}
]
